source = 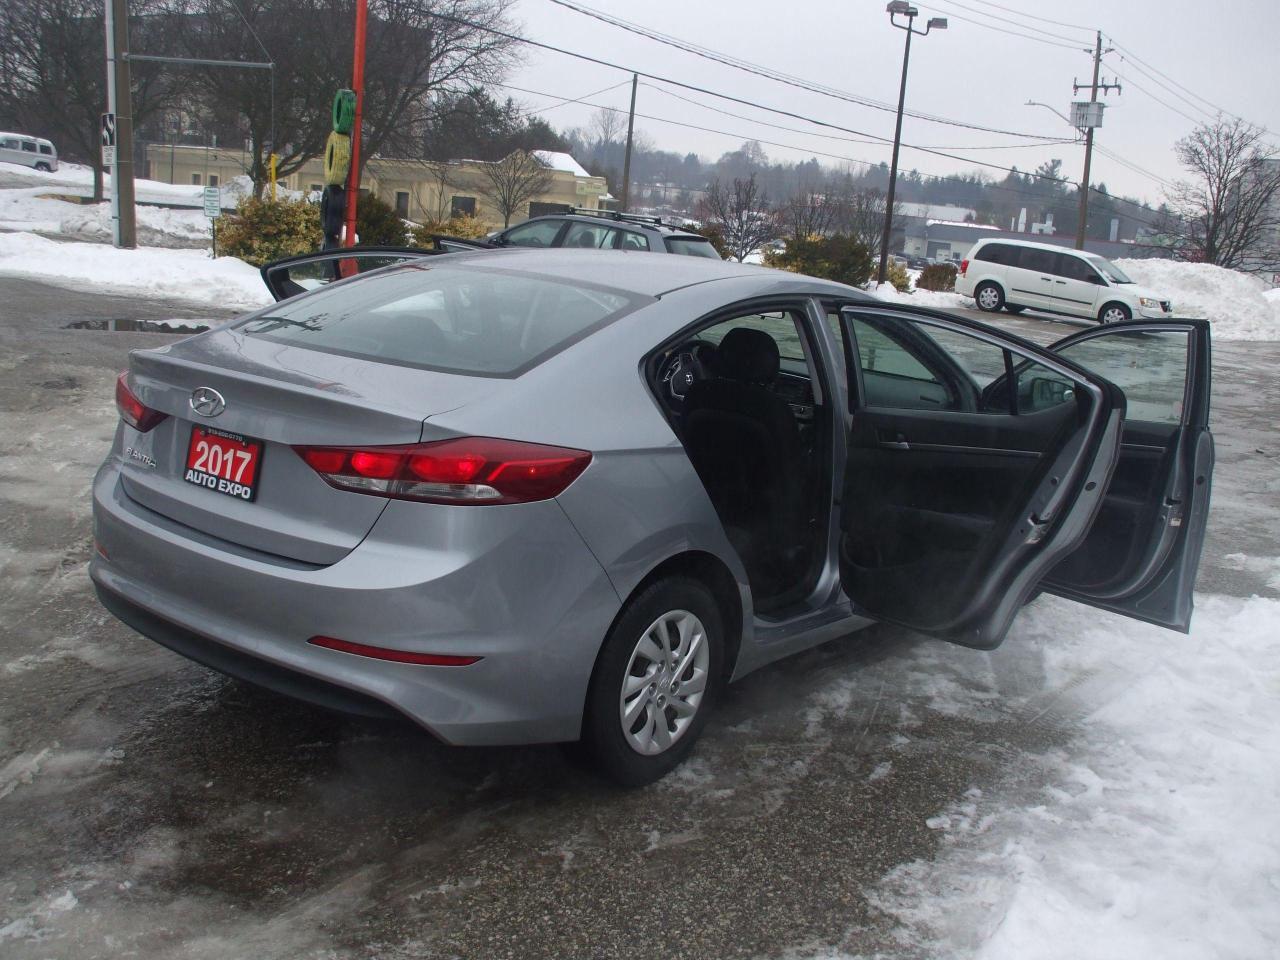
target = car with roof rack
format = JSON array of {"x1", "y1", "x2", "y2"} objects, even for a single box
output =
[{"x1": 486, "y1": 207, "x2": 722, "y2": 259}]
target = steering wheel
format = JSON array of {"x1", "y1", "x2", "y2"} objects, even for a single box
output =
[{"x1": 659, "y1": 341, "x2": 715, "y2": 404}]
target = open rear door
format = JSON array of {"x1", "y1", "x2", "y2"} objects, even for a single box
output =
[
  {"x1": 260, "y1": 246, "x2": 442, "y2": 301},
  {"x1": 836, "y1": 305, "x2": 1126, "y2": 649},
  {"x1": 1035, "y1": 319, "x2": 1213, "y2": 631}
]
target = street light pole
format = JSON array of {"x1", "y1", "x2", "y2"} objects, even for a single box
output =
[{"x1": 877, "y1": 3, "x2": 946, "y2": 285}]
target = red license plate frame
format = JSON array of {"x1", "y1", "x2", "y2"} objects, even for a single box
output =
[{"x1": 184, "y1": 425, "x2": 264, "y2": 502}]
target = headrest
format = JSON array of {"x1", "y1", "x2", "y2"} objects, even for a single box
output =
[{"x1": 717, "y1": 327, "x2": 779, "y2": 383}]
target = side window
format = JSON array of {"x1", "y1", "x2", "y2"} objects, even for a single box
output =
[
  {"x1": 1, "y1": 138, "x2": 19, "y2": 150},
  {"x1": 21, "y1": 140, "x2": 37, "y2": 153},
  {"x1": 394, "y1": 191, "x2": 410, "y2": 218},
  {"x1": 619, "y1": 232, "x2": 650, "y2": 251},
  {"x1": 1056, "y1": 253, "x2": 1101, "y2": 283},
  {"x1": 1057, "y1": 330, "x2": 1190, "y2": 423},
  {"x1": 563, "y1": 222, "x2": 618, "y2": 249},
  {"x1": 975, "y1": 243, "x2": 1008, "y2": 265},
  {"x1": 1019, "y1": 248, "x2": 1058, "y2": 275},
  {"x1": 450, "y1": 195, "x2": 476, "y2": 218},
  {"x1": 191, "y1": 173, "x2": 202, "y2": 185},
  {"x1": 208, "y1": 174, "x2": 220, "y2": 187},
  {"x1": 39, "y1": 144, "x2": 53, "y2": 155},
  {"x1": 847, "y1": 315, "x2": 949, "y2": 411},
  {"x1": 503, "y1": 219, "x2": 562, "y2": 248}
]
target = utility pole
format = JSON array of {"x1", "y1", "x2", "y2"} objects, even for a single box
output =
[
  {"x1": 620, "y1": 74, "x2": 638, "y2": 211},
  {"x1": 104, "y1": 0, "x2": 137, "y2": 248},
  {"x1": 878, "y1": 3, "x2": 946, "y2": 285},
  {"x1": 1073, "y1": 30, "x2": 1119, "y2": 249}
]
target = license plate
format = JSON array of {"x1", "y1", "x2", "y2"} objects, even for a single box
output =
[{"x1": 184, "y1": 425, "x2": 263, "y2": 501}]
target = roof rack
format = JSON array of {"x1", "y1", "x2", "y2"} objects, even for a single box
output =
[{"x1": 569, "y1": 206, "x2": 666, "y2": 227}]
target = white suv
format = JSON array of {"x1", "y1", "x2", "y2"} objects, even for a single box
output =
[
  {"x1": 0, "y1": 132, "x2": 58, "y2": 173},
  {"x1": 955, "y1": 238, "x2": 1172, "y2": 324}
]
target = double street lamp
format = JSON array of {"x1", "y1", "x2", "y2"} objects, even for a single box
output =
[{"x1": 877, "y1": 2, "x2": 947, "y2": 285}]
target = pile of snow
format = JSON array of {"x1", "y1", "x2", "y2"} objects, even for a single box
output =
[
  {"x1": 864, "y1": 590, "x2": 1280, "y2": 959},
  {"x1": 1116, "y1": 258, "x2": 1280, "y2": 341},
  {"x1": 870, "y1": 280, "x2": 970, "y2": 311},
  {"x1": 0, "y1": 233, "x2": 269, "y2": 310},
  {"x1": 0, "y1": 189, "x2": 210, "y2": 246}
]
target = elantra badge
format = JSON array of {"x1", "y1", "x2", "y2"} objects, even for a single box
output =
[{"x1": 189, "y1": 386, "x2": 226, "y2": 418}]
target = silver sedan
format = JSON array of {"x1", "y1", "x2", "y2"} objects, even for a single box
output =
[{"x1": 92, "y1": 248, "x2": 1214, "y2": 785}]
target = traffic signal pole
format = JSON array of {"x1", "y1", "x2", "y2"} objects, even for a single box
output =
[{"x1": 342, "y1": 0, "x2": 368, "y2": 247}]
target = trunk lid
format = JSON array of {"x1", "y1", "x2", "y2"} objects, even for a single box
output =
[{"x1": 120, "y1": 329, "x2": 497, "y2": 565}]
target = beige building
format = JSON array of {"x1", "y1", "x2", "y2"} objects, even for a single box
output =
[{"x1": 144, "y1": 144, "x2": 611, "y2": 229}]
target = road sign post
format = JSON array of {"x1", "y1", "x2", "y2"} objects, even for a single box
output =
[{"x1": 203, "y1": 185, "x2": 221, "y2": 257}]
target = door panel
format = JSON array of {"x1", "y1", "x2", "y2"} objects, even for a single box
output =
[
  {"x1": 838, "y1": 306, "x2": 1124, "y2": 649},
  {"x1": 1007, "y1": 247, "x2": 1058, "y2": 310},
  {"x1": 1038, "y1": 320, "x2": 1213, "y2": 631},
  {"x1": 1053, "y1": 252, "x2": 1106, "y2": 317}
]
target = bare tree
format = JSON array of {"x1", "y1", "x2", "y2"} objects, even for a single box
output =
[
  {"x1": 831, "y1": 185, "x2": 901, "y2": 260},
  {"x1": 0, "y1": 0, "x2": 175, "y2": 201},
  {"x1": 1163, "y1": 116, "x2": 1280, "y2": 269},
  {"x1": 696, "y1": 174, "x2": 780, "y2": 262},
  {"x1": 590, "y1": 106, "x2": 625, "y2": 150},
  {"x1": 477, "y1": 149, "x2": 552, "y2": 227},
  {"x1": 782, "y1": 190, "x2": 837, "y2": 241},
  {"x1": 175, "y1": 0, "x2": 519, "y2": 197}
]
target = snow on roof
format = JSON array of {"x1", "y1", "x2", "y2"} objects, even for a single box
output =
[{"x1": 532, "y1": 151, "x2": 592, "y2": 177}]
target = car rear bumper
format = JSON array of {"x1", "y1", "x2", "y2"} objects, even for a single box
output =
[{"x1": 90, "y1": 457, "x2": 622, "y2": 746}]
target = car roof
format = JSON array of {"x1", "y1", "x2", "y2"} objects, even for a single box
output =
[
  {"x1": 974, "y1": 236, "x2": 1095, "y2": 257},
  {"x1": 441, "y1": 247, "x2": 865, "y2": 298}
]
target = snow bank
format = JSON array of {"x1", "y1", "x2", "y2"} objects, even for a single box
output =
[
  {"x1": 865, "y1": 590, "x2": 1280, "y2": 959},
  {"x1": 1116, "y1": 258, "x2": 1280, "y2": 341},
  {"x1": 870, "y1": 280, "x2": 970, "y2": 311},
  {"x1": 0, "y1": 233, "x2": 269, "y2": 310}
]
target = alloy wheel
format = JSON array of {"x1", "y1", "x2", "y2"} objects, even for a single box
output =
[
  {"x1": 977, "y1": 285, "x2": 1001, "y2": 310},
  {"x1": 619, "y1": 609, "x2": 710, "y2": 755},
  {"x1": 1100, "y1": 305, "x2": 1129, "y2": 324}
]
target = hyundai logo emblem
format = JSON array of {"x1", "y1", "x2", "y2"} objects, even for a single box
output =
[{"x1": 189, "y1": 386, "x2": 226, "y2": 418}]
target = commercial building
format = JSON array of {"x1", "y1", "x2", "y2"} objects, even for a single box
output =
[{"x1": 143, "y1": 144, "x2": 610, "y2": 229}]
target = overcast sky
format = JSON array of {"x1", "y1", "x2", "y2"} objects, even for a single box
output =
[{"x1": 503, "y1": 0, "x2": 1280, "y2": 204}]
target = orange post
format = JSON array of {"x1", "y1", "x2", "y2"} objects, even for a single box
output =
[{"x1": 342, "y1": 0, "x2": 367, "y2": 249}]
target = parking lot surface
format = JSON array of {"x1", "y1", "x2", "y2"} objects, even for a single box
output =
[{"x1": 2, "y1": 281, "x2": 1277, "y2": 959}]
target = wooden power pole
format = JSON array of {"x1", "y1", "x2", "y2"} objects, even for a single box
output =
[
  {"x1": 621, "y1": 74, "x2": 637, "y2": 211},
  {"x1": 1074, "y1": 30, "x2": 1119, "y2": 249}
]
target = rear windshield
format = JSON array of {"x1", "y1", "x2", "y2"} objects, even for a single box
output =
[
  {"x1": 238, "y1": 264, "x2": 637, "y2": 376},
  {"x1": 665, "y1": 236, "x2": 721, "y2": 259}
]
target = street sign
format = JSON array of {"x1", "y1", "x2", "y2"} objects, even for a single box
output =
[
  {"x1": 101, "y1": 112, "x2": 117, "y2": 167},
  {"x1": 203, "y1": 186, "x2": 221, "y2": 219}
]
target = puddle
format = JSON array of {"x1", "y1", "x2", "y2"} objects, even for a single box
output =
[{"x1": 64, "y1": 318, "x2": 212, "y2": 334}]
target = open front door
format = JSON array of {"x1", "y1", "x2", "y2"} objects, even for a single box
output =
[
  {"x1": 1035, "y1": 319, "x2": 1213, "y2": 631},
  {"x1": 835, "y1": 305, "x2": 1126, "y2": 649}
]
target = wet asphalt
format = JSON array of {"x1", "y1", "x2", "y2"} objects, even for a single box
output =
[{"x1": 0, "y1": 278, "x2": 1276, "y2": 959}]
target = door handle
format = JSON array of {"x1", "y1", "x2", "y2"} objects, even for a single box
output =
[
  {"x1": 1040, "y1": 276, "x2": 1053, "y2": 282},
  {"x1": 877, "y1": 431, "x2": 911, "y2": 450},
  {"x1": 1054, "y1": 279, "x2": 1066, "y2": 284}
]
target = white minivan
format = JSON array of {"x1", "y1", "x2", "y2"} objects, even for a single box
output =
[
  {"x1": 0, "y1": 132, "x2": 58, "y2": 173},
  {"x1": 955, "y1": 237, "x2": 1172, "y2": 324}
]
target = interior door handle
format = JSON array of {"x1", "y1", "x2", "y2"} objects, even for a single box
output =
[{"x1": 878, "y1": 432, "x2": 911, "y2": 450}]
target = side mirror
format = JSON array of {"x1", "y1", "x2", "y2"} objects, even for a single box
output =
[{"x1": 1029, "y1": 376, "x2": 1075, "y2": 409}]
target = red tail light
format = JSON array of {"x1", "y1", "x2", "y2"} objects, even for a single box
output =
[
  {"x1": 960, "y1": 258, "x2": 969, "y2": 277},
  {"x1": 115, "y1": 372, "x2": 167, "y2": 432},
  {"x1": 308, "y1": 635, "x2": 480, "y2": 666},
  {"x1": 293, "y1": 436, "x2": 592, "y2": 505}
]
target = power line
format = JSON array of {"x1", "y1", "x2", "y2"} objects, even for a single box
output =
[
  {"x1": 1102, "y1": 60, "x2": 1203, "y2": 126},
  {"x1": 525, "y1": 79, "x2": 633, "y2": 115},
  {"x1": 916, "y1": 0, "x2": 1086, "y2": 47},
  {"x1": 640, "y1": 81, "x2": 1075, "y2": 152},
  {"x1": 913, "y1": 1, "x2": 1084, "y2": 50},
  {"x1": 541, "y1": 0, "x2": 1069, "y2": 139},
  {"x1": 1092, "y1": 144, "x2": 1172, "y2": 189},
  {"x1": 1107, "y1": 38, "x2": 1245, "y2": 123},
  {"x1": 956, "y1": 0, "x2": 1095, "y2": 34}
]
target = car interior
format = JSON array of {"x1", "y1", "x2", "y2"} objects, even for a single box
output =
[{"x1": 649, "y1": 308, "x2": 831, "y2": 614}]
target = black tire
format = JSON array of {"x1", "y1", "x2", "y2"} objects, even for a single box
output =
[
  {"x1": 1098, "y1": 302, "x2": 1131, "y2": 325},
  {"x1": 34, "y1": 162, "x2": 51, "y2": 173},
  {"x1": 1005, "y1": 304, "x2": 1026, "y2": 314},
  {"x1": 974, "y1": 281, "x2": 1005, "y2": 312},
  {"x1": 580, "y1": 576, "x2": 725, "y2": 787}
]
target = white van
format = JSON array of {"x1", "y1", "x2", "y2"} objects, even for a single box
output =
[
  {"x1": 955, "y1": 237, "x2": 1172, "y2": 324},
  {"x1": 0, "y1": 132, "x2": 58, "y2": 173}
]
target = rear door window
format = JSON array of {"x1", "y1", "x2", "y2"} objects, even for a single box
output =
[
  {"x1": 21, "y1": 140, "x2": 36, "y2": 153},
  {"x1": 1019, "y1": 248, "x2": 1058, "y2": 274},
  {"x1": 238, "y1": 264, "x2": 639, "y2": 377},
  {"x1": 619, "y1": 231, "x2": 650, "y2": 251},
  {"x1": 39, "y1": 143, "x2": 53, "y2": 155},
  {"x1": 665, "y1": 237, "x2": 721, "y2": 259},
  {"x1": 563, "y1": 222, "x2": 619, "y2": 249}
]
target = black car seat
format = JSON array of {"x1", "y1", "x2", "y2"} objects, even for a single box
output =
[{"x1": 682, "y1": 327, "x2": 807, "y2": 602}]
